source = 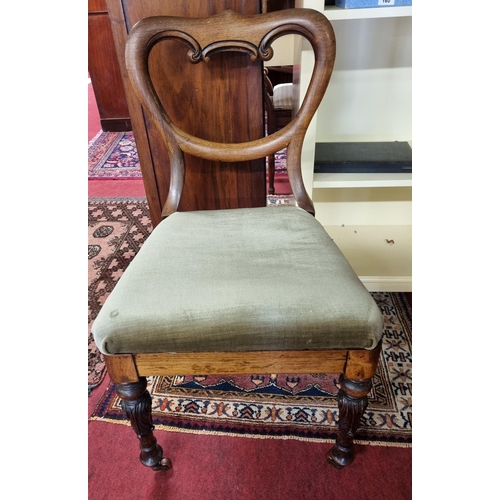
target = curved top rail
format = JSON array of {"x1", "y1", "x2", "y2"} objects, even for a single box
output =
[{"x1": 125, "y1": 8, "x2": 336, "y2": 216}]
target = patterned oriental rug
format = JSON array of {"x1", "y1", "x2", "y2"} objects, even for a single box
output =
[
  {"x1": 88, "y1": 198, "x2": 412, "y2": 447},
  {"x1": 88, "y1": 130, "x2": 291, "y2": 189},
  {"x1": 88, "y1": 131, "x2": 142, "y2": 179}
]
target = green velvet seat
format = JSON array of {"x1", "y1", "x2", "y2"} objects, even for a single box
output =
[{"x1": 93, "y1": 206, "x2": 383, "y2": 356}]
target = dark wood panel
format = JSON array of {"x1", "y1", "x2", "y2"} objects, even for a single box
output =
[
  {"x1": 266, "y1": 65, "x2": 293, "y2": 86},
  {"x1": 106, "y1": 0, "x2": 266, "y2": 226},
  {"x1": 88, "y1": 12, "x2": 131, "y2": 131},
  {"x1": 145, "y1": 37, "x2": 265, "y2": 213},
  {"x1": 264, "y1": 0, "x2": 295, "y2": 12},
  {"x1": 88, "y1": 0, "x2": 107, "y2": 13}
]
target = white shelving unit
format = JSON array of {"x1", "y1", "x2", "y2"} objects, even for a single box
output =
[{"x1": 294, "y1": 0, "x2": 412, "y2": 291}]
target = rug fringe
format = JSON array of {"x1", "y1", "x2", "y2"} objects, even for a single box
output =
[
  {"x1": 88, "y1": 196, "x2": 148, "y2": 202},
  {"x1": 89, "y1": 416, "x2": 411, "y2": 448},
  {"x1": 88, "y1": 129, "x2": 104, "y2": 148}
]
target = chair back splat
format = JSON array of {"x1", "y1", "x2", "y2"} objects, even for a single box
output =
[
  {"x1": 125, "y1": 8, "x2": 335, "y2": 217},
  {"x1": 92, "y1": 8, "x2": 386, "y2": 476}
]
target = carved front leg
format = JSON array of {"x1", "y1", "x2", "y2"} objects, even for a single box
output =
[
  {"x1": 326, "y1": 375, "x2": 372, "y2": 469},
  {"x1": 116, "y1": 377, "x2": 172, "y2": 471}
]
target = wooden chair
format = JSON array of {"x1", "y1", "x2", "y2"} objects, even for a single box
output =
[{"x1": 92, "y1": 8, "x2": 384, "y2": 473}]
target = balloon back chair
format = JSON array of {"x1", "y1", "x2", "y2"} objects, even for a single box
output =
[{"x1": 92, "y1": 8, "x2": 384, "y2": 473}]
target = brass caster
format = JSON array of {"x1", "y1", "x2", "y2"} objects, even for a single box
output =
[{"x1": 152, "y1": 457, "x2": 172, "y2": 471}]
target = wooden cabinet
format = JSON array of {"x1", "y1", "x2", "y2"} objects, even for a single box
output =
[
  {"x1": 88, "y1": 0, "x2": 131, "y2": 131},
  {"x1": 105, "y1": 0, "x2": 267, "y2": 226}
]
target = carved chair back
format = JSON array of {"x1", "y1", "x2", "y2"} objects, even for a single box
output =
[{"x1": 125, "y1": 8, "x2": 336, "y2": 217}]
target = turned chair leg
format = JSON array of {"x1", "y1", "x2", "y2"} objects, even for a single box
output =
[
  {"x1": 116, "y1": 377, "x2": 172, "y2": 471},
  {"x1": 326, "y1": 375, "x2": 372, "y2": 469}
]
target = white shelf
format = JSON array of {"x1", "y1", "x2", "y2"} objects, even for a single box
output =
[
  {"x1": 325, "y1": 224, "x2": 412, "y2": 292},
  {"x1": 324, "y1": 5, "x2": 412, "y2": 21},
  {"x1": 295, "y1": 1, "x2": 412, "y2": 291},
  {"x1": 313, "y1": 172, "x2": 412, "y2": 188}
]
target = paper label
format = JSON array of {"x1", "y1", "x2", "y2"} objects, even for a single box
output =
[{"x1": 378, "y1": 0, "x2": 396, "y2": 5}]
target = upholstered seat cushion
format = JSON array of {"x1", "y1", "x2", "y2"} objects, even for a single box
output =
[{"x1": 92, "y1": 206, "x2": 384, "y2": 355}]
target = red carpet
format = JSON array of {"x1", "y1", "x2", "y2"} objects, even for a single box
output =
[
  {"x1": 89, "y1": 376, "x2": 411, "y2": 500},
  {"x1": 88, "y1": 79, "x2": 146, "y2": 198},
  {"x1": 88, "y1": 82, "x2": 411, "y2": 499},
  {"x1": 88, "y1": 179, "x2": 146, "y2": 198},
  {"x1": 270, "y1": 175, "x2": 293, "y2": 196}
]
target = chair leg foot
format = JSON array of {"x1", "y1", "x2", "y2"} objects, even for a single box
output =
[
  {"x1": 116, "y1": 377, "x2": 172, "y2": 471},
  {"x1": 326, "y1": 375, "x2": 371, "y2": 469}
]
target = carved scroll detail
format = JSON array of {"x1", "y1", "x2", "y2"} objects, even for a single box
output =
[
  {"x1": 259, "y1": 24, "x2": 315, "y2": 61},
  {"x1": 146, "y1": 24, "x2": 315, "y2": 65},
  {"x1": 147, "y1": 31, "x2": 203, "y2": 63},
  {"x1": 202, "y1": 41, "x2": 260, "y2": 62}
]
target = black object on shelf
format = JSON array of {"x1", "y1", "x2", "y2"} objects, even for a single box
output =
[{"x1": 314, "y1": 142, "x2": 412, "y2": 174}]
